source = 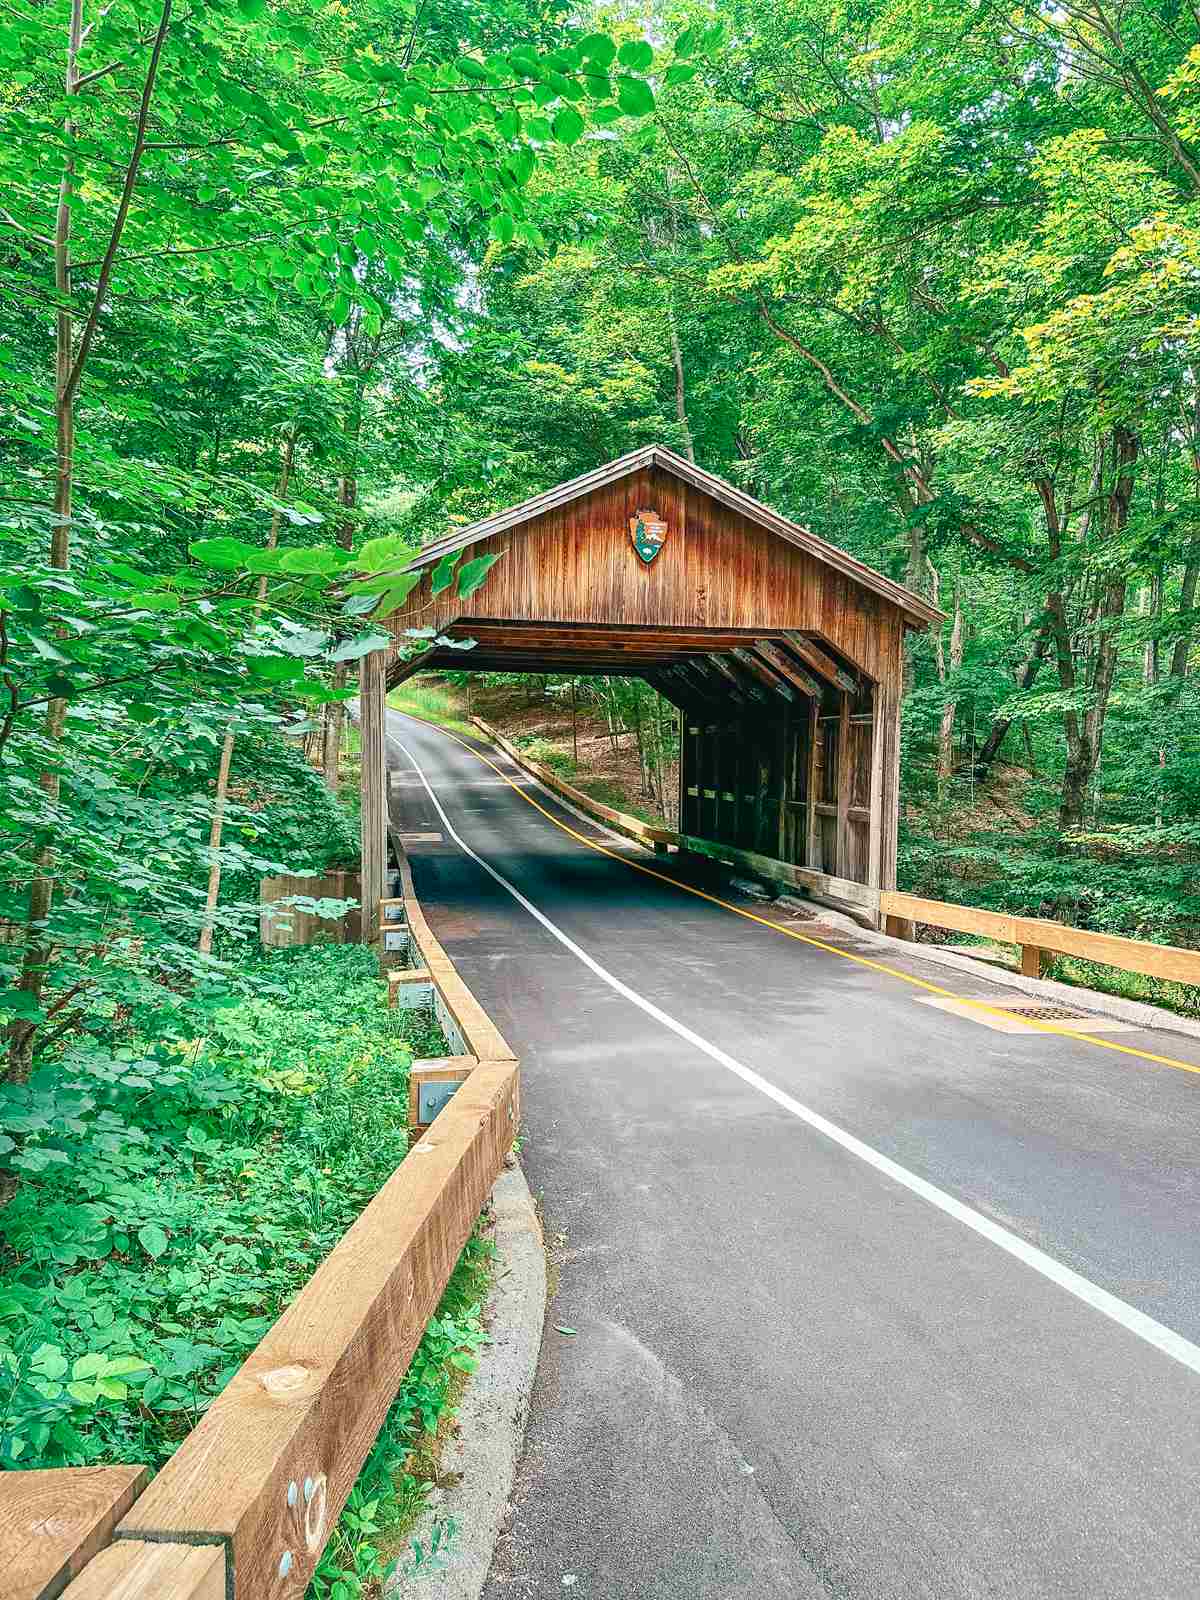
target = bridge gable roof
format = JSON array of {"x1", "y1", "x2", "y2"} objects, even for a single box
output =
[{"x1": 408, "y1": 444, "x2": 941, "y2": 627}]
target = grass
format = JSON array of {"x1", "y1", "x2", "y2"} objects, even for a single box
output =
[{"x1": 388, "y1": 681, "x2": 477, "y2": 739}]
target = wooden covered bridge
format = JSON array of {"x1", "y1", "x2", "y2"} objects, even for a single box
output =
[{"x1": 358, "y1": 445, "x2": 940, "y2": 932}]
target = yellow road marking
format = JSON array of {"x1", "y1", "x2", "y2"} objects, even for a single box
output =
[{"x1": 394, "y1": 712, "x2": 1200, "y2": 1080}]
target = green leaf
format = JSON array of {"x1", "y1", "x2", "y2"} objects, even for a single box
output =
[
  {"x1": 190, "y1": 537, "x2": 260, "y2": 570},
  {"x1": 617, "y1": 39, "x2": 653, "y2": 70},
  {"x1": 430, "y1": 551, "x2": 461, "y2": 595},
  {"x1": 104, "y1": 1354, "x2": 153, "y2": 1377},
  {"x1": 674, "y1": 26, "x2": 700, "y2": 57},
  {"x1": 616, "y1": 76, "x2": 654, "y2": 117},
  {"x1": 138, "y1": 1224, "x2": 168, "y2": 1259},
  {"x1": 578, "y1": 32, "x2": 616, "y2": 67},
  {"x1": 664, "y1": 63, "x2": 697, "y2": 85},
  {"x1": 552, "y1": 106, "x2": 585, "y2": 145},
  {"x1": 371, "y1": 574, "x2": 421, "y2": 617},
  {"x1": 247, "y1": 655, "x2": 306, "y2": 681},
  {"x1": 329, "y1": 631, "x2": 391, "y2": 662},
  {"x1": 490, "y1": 212, "x2": 516, "y2": 243},
  {"x1": 455, "y1": 552, "x2": 502, "y2": 599},
  {"x1": 278, "y1": 547, "x2": 351, "y2": 577}
]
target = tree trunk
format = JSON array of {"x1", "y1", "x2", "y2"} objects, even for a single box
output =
[
  {"x1": 7, "y1": 0, "x2": 83, "y2": 1083},
  {"x1": 1058, "y1": 425, "x2": 1138, "y2": 832},
  {"x1": 322, "y1": 468, "x2": 359, "y2": 790},
  {"x1": 1169, "y1": 547, "x2": 1199, "y2": 678},
  {"x1": 937, "y1": 587, "x2": 963, "y2": 786},
  {"x1": 973, "y1": 622, "x2": 1050, "y2": 781},
  {"x1": 669, "y1": 317, "x2": 695, "y2": 463},
  {"x1": 197, "y1": 434, "x2": 296, "y2": 955}
]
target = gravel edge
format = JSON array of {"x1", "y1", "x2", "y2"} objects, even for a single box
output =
[{"x1": 387, "y1": 1160, "x2": 546, "y2": 1598}]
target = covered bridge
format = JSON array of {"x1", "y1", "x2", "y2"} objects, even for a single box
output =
[{"x1": 361, "y1": 445, "x2": 940, "y2": 930}]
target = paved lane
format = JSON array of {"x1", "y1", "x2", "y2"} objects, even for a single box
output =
[{"x1": 385, "y1": 710, "x2": 1200, "y2": 1600}]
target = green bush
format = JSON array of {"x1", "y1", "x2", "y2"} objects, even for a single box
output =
[{"x1": 0, "y1": 945, "x2": 441, "y2": 1470}]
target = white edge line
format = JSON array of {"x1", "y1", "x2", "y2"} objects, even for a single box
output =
[{"x1": 391, "y1": 731, "x2": 1200, "y2": 1381}]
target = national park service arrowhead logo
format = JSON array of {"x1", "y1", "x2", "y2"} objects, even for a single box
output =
[{"x1": 629, "y1": 507, "x2": 668, "y2": 565}]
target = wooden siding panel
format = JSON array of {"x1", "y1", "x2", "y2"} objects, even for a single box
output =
[{"x1": 392, "y1": 477, "x2": 908, "y2": 685}]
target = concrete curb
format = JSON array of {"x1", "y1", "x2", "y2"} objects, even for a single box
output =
[{"x1": 388, "y1": 1160, "x2": 546, "y2": 1598}]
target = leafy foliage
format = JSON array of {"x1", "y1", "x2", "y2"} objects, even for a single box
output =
[{"x1": 0, "y1": 944, "x2": 439, "y2": 1468}]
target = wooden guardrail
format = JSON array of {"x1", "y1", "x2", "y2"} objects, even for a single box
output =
[
  {"x1": 880, "y1": 889, "x2": 1200, "y2": 986},
  {"x1": 34, "y1": 853, "x2": 518, "y2": 1600},
  {"x1": 469, "y1": 715, "x2": 881, "y2": 921}
]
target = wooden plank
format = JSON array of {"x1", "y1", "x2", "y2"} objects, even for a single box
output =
[
  {"x1": 879, "y1": 893, "x2": 1022, "y2": 944},
  {"x1": 677, "y1": 832, "x2": 881, "y2": 915},
  {"x1": 752, "y1": 639, "x2": 821, "y2": 698},
  {"x1": 866, "y1": 682, "x2": 885, "y2": 894},
  {"x1": 805, "y1": 696, "x2": 821, "y2": 871},
  {"x1": 783, "y1": 633, "x2": 859, "y2": 693},
  {"x1": 119, "y1": 1057, "x2": 519, "y2": 1597},
  {"x1": 880, "y1": 890, "x2": 1200, "y2": 986},
  {"x1": 835, "y1": 691, "x2": 852, "y2": 879},
  {"x1": 1011, "y1": 919, "x2": 1200, "y2": 985},
  {"x1": 260, "y1": 872, "x2": 361, "y2": 948},
  {"x1": 60, "y1": 1542, "x2": 223, "y2": 1600},
  {"x1": 2, "y1": 1466, "x2": 147, "y2": 1600},
  {"x1": 731, "y1": 646, "x2": 794, "y2": 701},
  {"x1": 359, "y1": 649, "x2": 388, "y2": 945}
]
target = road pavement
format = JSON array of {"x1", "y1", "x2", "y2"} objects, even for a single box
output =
[{"x1": 384, "y1": 708, "x2": 1200, "y2": 1600}]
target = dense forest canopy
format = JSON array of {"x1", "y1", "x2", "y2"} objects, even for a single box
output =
[{"x1": 3, "y1": 0, "x2": 1200, "y2": 1186}]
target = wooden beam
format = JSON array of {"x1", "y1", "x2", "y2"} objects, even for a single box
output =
[
  {"x1": 835, "y1": 691, "x2": 852, "y2": 878},
  {"x1": 703, "y1": 653, "x2": 765, "y2": 703},
  {"x1": 359, "y1": 649, "x2": 388, "y2": 946},
  {"x1": 784, "y1": 633, "x2": 859, "y2": 694},
  {"x1": 676, "y1": 832, "x2": 881, "y2": 918},
  {"x1": 386, "y1": 643, "x2": 443, "y2": 690},
  {"x1": 805, "y1": 696, "x2": 821, "y2": 871},
  {"x1": 731, "y1": 646, "x2": 795, "y2": 702},
  {"x1": 865, "y1": 682, "x2": 885, "y2": 895},
  {"x1": 60, "y1": 1543, "x2": 223, "y2": 1600},
  {"x1": 752, "y1": 640, "x2": 822, "y2": 699},
  {"x1": 3, "y1": 1466, "x2": 147, "y2": 1600}
]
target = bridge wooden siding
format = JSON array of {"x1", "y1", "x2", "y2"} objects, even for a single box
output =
[{"x1": 364, "y1": 445, "x2": 941, "y2": 926}]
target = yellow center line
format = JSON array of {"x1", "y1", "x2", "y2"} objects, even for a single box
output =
[{"x1": 394, "y1": 711, "x2": 1200, "y2": 1080}]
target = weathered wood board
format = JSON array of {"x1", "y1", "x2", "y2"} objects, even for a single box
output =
[
  {"x1": 2, "y1": 1466, "x2": 147, "y2": 1600},
  {"x1": 59, "y1": 1541, "x2": 224, "y2": 1600},
  {"x1": 260, "y1": 872, "x2": 360, "y2": 947}
]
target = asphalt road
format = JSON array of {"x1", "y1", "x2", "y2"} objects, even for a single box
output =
[{"x1": 385, "y1": 709, "x2": 1200, "y2": 1600}]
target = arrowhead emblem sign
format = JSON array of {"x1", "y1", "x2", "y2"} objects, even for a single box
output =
[{"x1": 629, "y1": 507, "x2": 668, "y2": 564}]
